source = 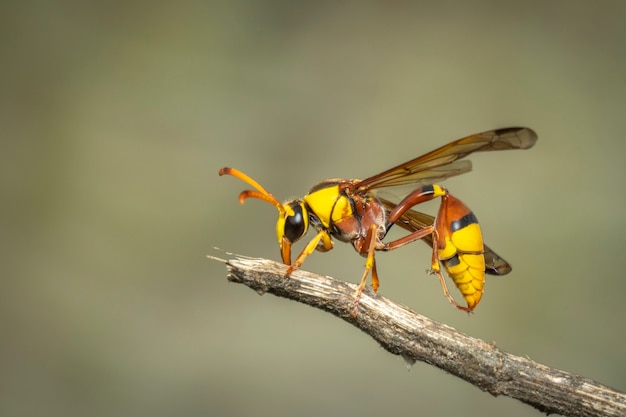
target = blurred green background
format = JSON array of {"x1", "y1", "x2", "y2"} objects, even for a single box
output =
[{"x1": 2, "y1": 1, "x2": 625, "y2": 416}]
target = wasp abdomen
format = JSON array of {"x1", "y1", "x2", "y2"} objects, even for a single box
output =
[{"x1": 438, "y1": 194, "x2": 486, "y2": 310}]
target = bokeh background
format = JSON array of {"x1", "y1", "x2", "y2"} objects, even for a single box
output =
[{"x1": 2, "y1": 1, "x2": 625, "y2": 416}]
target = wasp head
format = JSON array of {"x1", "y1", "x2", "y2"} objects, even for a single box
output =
[{"x1": 219, "y1": 167, "x2": 309, "y2": 265}]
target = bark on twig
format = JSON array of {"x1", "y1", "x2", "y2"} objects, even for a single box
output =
[{"x1": 209, "y1": 254, "x2": 626, "y2": 417}]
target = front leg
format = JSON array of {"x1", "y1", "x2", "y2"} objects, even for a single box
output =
[{"x1": 286, "y1": 230, "x2": 333, "y2": 275}]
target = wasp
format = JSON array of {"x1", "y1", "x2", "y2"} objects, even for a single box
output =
[{"x1": 219, "y1": 127, "x2": 537, "y2": 313}]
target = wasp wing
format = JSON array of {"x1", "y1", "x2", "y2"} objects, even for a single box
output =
[
  {"x1": 378, "y1": 197, "x2": 512, "y2": 276},
  {"x1": 356, "y1": 127, "x2": 537, "y2": 191}
]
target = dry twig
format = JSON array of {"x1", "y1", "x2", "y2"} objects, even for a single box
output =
[{"x1": 209, "y1": 254, "x2": 626, "y2": 417}]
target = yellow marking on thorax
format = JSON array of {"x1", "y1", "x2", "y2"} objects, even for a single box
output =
[{"x1": 304, "y1": 185, "x2": 354, "y2": 228}]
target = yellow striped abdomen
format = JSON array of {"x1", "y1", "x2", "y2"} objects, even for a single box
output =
[{"x1": 437, "y1": 194, "x2": 486, "y2": 311}]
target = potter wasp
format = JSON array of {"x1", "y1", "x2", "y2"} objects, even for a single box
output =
[{"x1": 219, "y1": 127, "x2": 537, "y2": 313}]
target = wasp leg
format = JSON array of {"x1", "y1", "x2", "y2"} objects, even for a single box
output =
[
  {"x1": 352, "y1": 223, "x2": 379, "y2": 316},
  {"x1": 385, "y1": 185, "x2": 446, "y2": 229},
  {"x1": 286, "y1": 230, "x2": 333, "y2": 275},
  {"x1": 381, "y1": 225, "x2": 435, "y2": 251},
  {"x1": 371, "y1": 255, "x2": 379, "y2": 293}
]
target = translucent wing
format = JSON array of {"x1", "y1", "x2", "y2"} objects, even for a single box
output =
[
  {"x1": 356, "y1": 127, "x2": 537, "y2": 191},
  {"x1": 378, "y1": 197, "x2": 512, "y2": 276}
]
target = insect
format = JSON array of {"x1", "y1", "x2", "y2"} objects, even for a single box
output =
[{"x1": 219, "y1": 127, "x2": 537, "y2": 313}]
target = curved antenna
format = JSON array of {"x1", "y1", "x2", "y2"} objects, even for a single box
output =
[{"x1": 219, "y1": 167, "x2": 285, "y2": 215}]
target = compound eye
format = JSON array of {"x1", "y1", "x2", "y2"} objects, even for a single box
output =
[{"x1": 284, "y1": 203, "x2": 306, "y2": 242}]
